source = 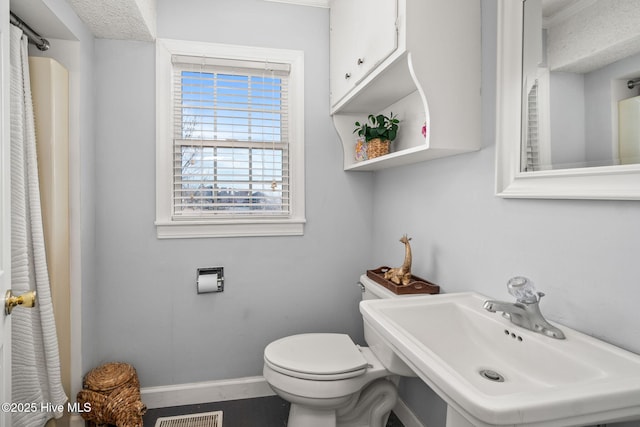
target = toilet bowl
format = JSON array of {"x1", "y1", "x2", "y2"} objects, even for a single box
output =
[
  {"x1": 262, "y1": 275, "x2": 414, "y2": 427},
  {"x1": 263, "y1": 333, "x2": 398, "y2": 427}
]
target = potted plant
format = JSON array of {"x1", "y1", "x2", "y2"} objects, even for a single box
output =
[{"x1": 353, "y1": 112, "x2": 400, "y2": 159}]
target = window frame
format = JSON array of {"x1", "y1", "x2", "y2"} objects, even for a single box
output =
[{"x1": 156, "y1": 39, "x2": 305, "y2": 238}]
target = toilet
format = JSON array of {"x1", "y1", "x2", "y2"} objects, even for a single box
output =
[{"x1": 263, "y1": 275, "x2": 414, "y2": 427}]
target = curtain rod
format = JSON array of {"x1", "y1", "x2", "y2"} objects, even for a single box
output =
[{"x1": 9, "y1": 12, "x2": 50, "y2": 51}]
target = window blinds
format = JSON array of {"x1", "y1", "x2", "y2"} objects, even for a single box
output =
[
  {"x1": 524, "y1": 80, "x2": 540, "y2": 172},
  {"x1": 171, "y1": 55, "x2": 291, "y2": 218}
]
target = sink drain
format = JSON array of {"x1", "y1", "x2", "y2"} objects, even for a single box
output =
[{"x1": 479, "y1": 369, "x2": 505, "y2": 382}]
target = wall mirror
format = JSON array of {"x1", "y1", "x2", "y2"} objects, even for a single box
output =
[{"x1": 496, "y1": 0, "x2": 640, "y2": 199}]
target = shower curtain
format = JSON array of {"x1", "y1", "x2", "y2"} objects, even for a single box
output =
[{"x1": 9, "y1": 24, "x2": 67, "y2": 426}]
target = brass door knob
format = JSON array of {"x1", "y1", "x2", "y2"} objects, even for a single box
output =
[{"x1": 5, "y1": 290, "x2": 37, "y2": 315}]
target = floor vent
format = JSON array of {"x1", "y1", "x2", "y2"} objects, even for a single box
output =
[{"x1": 155, "y1": 411, "x2": 223, "y2": 427}]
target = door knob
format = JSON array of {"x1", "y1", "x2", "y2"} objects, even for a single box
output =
[{"x1": 5, "y1": 290, "x2": 36, "y2": 315}]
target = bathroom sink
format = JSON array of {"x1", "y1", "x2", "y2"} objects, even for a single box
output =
[{"x1": 360, "y1": 292, "x2": 640, "y2": 427}]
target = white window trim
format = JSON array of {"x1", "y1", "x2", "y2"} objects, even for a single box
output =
[{"x1": 156, "y1": 39, "x2": 305, "y2": 238}]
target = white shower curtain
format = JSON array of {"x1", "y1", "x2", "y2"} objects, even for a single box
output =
[{"x1": 9, "y1": 24, "x2": 67, "y2": 426}]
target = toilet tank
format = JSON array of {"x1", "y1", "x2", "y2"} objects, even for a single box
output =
[
  {"x1": 360, "y1": 274, "x2": 401, "y2": 301},
  {"x1": 359, "y1": 274, "x2": 417, "y2": 377}
]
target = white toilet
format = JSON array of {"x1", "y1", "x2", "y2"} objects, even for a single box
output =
[{"x1": 263, "y1": 275, "x2": 415, "y2": 427}]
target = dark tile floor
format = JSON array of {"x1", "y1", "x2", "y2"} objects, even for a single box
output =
[{"x1": 143, "y1": 395, "x2": 405, "y2": 427}]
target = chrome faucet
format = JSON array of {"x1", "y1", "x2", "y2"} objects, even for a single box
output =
[{"x1": 483, "y1": 277, "x2": 565, "y2": 340}]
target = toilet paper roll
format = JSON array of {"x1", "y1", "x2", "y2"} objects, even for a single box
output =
[{"x1": 197, "y1": 273, "x2": 221, "y2": 293}]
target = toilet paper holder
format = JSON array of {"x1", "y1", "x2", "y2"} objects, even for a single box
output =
[{"x1": 197, "y1": 267, "x2": 224, "y2": 293}]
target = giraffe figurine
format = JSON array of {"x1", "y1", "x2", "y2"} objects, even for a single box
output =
[{"x1": 383, "y1": 234, "x2": 413, "y2": 286}]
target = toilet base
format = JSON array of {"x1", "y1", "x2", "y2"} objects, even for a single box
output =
[
  {"x1": 285, "y1": 378, "x2": 397, "y2": 427},
  {"x1": 289, "y1": 404, "x2": 337, "y2": 427}
]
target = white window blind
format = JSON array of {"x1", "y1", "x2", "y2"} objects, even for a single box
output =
[
  {"x1": 523, "y1": 80, "x2": 540, "y2": 172},
  {"x1": 172, "y1": 55, "x2": 291, "y2": 218}
]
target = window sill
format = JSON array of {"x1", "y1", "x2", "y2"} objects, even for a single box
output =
[{"x1": 155, "y1": 218, "x2": 306, "y2": 239}]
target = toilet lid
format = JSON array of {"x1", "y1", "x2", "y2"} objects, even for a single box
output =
[{"x1": 264, "y1": 333, "x2": 368, "y2": 378}]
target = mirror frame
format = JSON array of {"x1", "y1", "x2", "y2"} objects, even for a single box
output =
[{"x1": 495, "y1": 0, "x2": 640, "y2": 200}]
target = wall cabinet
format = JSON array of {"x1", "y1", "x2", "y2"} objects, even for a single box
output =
[
  {"x1": 329, "y1": 0, "x2": 398, "y2": 106},
  {"x1": 329, "y1": 0, "x2": 482, "y2": 171}
]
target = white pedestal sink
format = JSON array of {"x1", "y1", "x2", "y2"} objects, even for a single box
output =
[{"x1": 360, "y1": 292, "x2": 640, "y2": 427}]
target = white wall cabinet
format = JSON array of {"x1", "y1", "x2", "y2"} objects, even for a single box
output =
[
  {"x1": 329, "y1": 0, "x2": 482, "y2": 171},
  {"x1": 329, "y1": 0, "x2": 398, "y2": 106}
]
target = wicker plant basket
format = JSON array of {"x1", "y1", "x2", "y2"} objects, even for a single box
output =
[
  {"x1": 77, "y1": 362, "x2": 146, "y2": 427},
  {"x1": 367, "y1": 138, "x2": 390, "y2": 159}
]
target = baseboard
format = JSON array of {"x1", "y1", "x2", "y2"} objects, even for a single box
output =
[
  {"x1": 393, "y1": 398, "x2": 426, "y2": 427},
  {"x1": 141, "y1": 376, "x2": 426, "y2": 427},
  {"x1": 68, "y1": 379, "x2": 272, "y2": 425},
  {"x1": 140, "y1": 376, "x2": 276, "y2": 409}
]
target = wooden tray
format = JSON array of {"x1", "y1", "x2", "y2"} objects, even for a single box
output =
[{"x1": 366, "y1": 266, "x2": 440, "y2": 295}]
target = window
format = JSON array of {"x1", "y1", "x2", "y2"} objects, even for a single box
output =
[{"x1": 156, "y1": 40, "x2": 305, "y2": 238}]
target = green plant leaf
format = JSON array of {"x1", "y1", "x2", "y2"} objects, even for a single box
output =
[{"x1": 352, "y1": 112, "x2": 401, "y2": 142}]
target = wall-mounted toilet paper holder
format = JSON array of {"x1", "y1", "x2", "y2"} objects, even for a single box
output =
[{"x1": 197, "y1": 267, "x2": 224, "y2": 293}]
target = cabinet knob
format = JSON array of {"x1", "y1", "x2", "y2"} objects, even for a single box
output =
[
  {"x1": 345, "y1": 72, "x2": 351, "y2": 79},
  {"x1": 357, "y1": 58, "x2": 364, "y2": 65}
]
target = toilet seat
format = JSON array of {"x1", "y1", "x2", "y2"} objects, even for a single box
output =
[{"x1": 264, "y1": 333, "x2": 369, "y2": 381}]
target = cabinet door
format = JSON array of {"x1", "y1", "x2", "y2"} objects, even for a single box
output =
[
  {"x1": 353, "y1": 0, "x2": 398, "y2": 84},
  {"x1": 330, "y1": 0, "x2": 398, "y2": 107},
  {"x1": 330, "y1": 0, "x2": 359, "y2": 105}
]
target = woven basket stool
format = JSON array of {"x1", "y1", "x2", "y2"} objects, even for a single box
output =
[{"x1": 77, "y1": 362, "x2": 146, "y2": 427}]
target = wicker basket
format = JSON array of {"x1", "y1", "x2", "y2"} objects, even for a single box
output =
[
  {"x1": 366, "y1": 138, "x2": 390, "y2": 159},
  {"x1": 83, "y1": 362, "x2": 140, "y2": 392},
  {"x1": 77, "y1": 362, "x2": 146, "y2": 427}
]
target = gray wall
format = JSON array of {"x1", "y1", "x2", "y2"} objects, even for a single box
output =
[
  {"x1": 373, "y1": 1, "x2": 640, "y2": 425},
  {"x1": 375, "y1": 0, "x2": 640, "y2": 358},
  {"x1": 549, "y1": 51, "x2": 640, "y2": 169},
  {"x1": 92, "y1": 0, "x2": 374, "y2": 386},
  {"x1": 89, "y1": 0, "x2": 640, "y2": 425},
  {"x1": 584, "y1": 51, "x2": 640, "y2": 165},
  {"x1": 550, "y1": 71, "x2": 586, "y2": 168}
]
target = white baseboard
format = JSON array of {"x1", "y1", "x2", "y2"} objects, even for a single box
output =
[
  {"x1": 141, "y1": 376, "x2": 275, "y2": 409},
  {"x1": 141, "y1": 376, "x2": 425, "y2": 427},
  {"x1": 68, "y1": 378, "x2": 272, "y2": 426}
]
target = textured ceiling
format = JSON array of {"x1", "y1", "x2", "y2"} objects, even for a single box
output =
[
  {"x1": 65, "y1": 0, "x2": 327, "y2": 42},
  {"x1": 65, "y1": 0, "x2": 156, "y2": 41},
  {"x1": 13, "y1": 0, "x2": 326, "y2": 44},
  {"x1": 545, "y1": 0, "x2": 640, "y2": 73},
  {"x1": 66, "y1": 0, "x2": 331, "y2": 41}
]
